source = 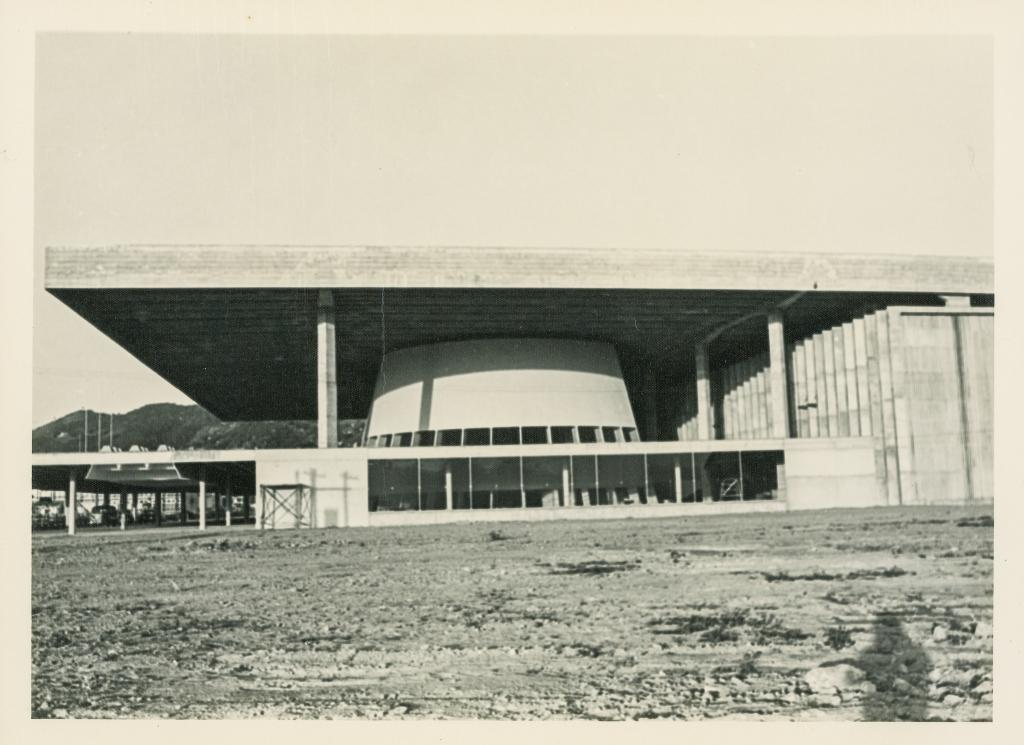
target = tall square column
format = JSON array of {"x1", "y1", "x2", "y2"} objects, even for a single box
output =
[
  {"x1": 317, "y1": 289, "x2": 338, "y2": 448},
  {"x1": 695, "y1": 342, "x2": 713, "y2": 440},
  {"x1": 768, "y1": 310, "x2": 791, "y2": 438}
]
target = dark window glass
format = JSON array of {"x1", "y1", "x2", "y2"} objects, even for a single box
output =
[
  {"x1": 521, "y1": 426, "x2": 548, "y2": 444},
  {"x1": 739, "y1": 450, "x2": 783, "y2": 500},
  {"x1": 393, "y1": 432, "x2": 413, "y2": 447},
  {"x1": 597, "y1": 454, "x2": 647, "y2": 505},
  {"x1": 492, "y1": 427, "x2": 521, "y2": 445},
  {"x1": 700, "y1": 451, "x2": 742, "y2": 502},
  {"x1": 463, "y1": 428, "x2": 490, "y2": 446},
  {"x1": 437, "y1": 429, "x2": 462, "y2": 446},
  {"x1": 412, "y1": 430, "x2": 436, "y2": 447},
  {"x1": 550, "y1": 426, "x2": 575, "y2": 444},
  {"x1": 419, "y1": 458, "x2": 469, "y2": 510},
  {"x1": 577, "y1": 426, "x2": 598, "y2": 443},
  {"x1": 470, "y1": 457, "x2": 521, "y2": 509},
  {"x1": 623, "y1": 427, "x2": 640, "y2": 443},
  {"x1": 601, "y1": 426, "x2": 620, "y2": 443},
  {"x1": 378, "y1": 434, "x2": 392, "y2": 448},
  {"x1": 368, "y1": 459, "x2": 419, "y2": 512},
  {"x1": 647, "y1": 450, "x2": 679, "y2": 503},
  {"x1": 522, "y1": 456, "x2": 569, "y2": 508},
  {"x1": 570, "y1": 455, "x2": 597, "y2": 506}
]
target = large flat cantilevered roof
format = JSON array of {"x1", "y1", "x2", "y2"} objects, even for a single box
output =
[{"x1": 45, "y1": 246, "x2": 994, "y2": 422}]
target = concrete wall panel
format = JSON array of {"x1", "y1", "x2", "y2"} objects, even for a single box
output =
[
  {"x1": 784, "y1": 438, "x2": 883, "y2": 510},
  {"x1": 256, "y1": 450, "x2": 370, "y2": 528},
  {"x1": 958, "y1": 314, "x2": 994, "y2": 501},
  {"x1": 900, "y1": 314, "x2": 967, "y2": 503}
]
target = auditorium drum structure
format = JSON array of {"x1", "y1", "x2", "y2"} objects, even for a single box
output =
[{"x1": 32, "y1": 245, "x2": 994, "y2": 532}]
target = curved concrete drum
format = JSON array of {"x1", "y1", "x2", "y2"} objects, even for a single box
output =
[{"x1": 365, "y1": 338, "x2": 637, "y2": 437}]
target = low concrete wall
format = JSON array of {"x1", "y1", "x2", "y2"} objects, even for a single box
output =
[
  {"x1": 255, "y1": 449, "x2": 370, "y2": 528},
  {"x1": 367, "y1": 499, "x2": 785, "y2": 527},
  {"x1": 783, "y1": 437, "x2": 882, "y2": 510}
]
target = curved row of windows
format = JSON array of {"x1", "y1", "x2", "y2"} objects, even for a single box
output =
[{"x1": 365, "y1": 425, "x2": 641, "y2": 449}]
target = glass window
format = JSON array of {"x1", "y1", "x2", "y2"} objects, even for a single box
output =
[
  {"x1": 739, "y1": 450, "x2": 783, "y2": 500},
  {"x1": 378, "y1": 434, "x2": 392, "y2": 448},
  {"x1": 437, "y1": 429, "x2": 462, "y2": 447},
  {"x1": 646, "y1": 453, "x2": 677, "y2": 503},
  {"x1": 597, "y1": 454, "x2": 647, "y2": 505},
  {"x1": 463, "y1": 428, "x2": 490, "y2": 446},
  {"x1": 570, "y1": 455, "x2": 597, "y2": 506},
  {"x1": 577, "y1": 426, "x2": 599, "y2": 443},
  {"x1": 700, "y1": 451, "x2": 742, "y2": 502},
  {"x1": 601, "y1": 426, "x2": 620, "y2": 443},
  {"x1": 492, "y1": 427, "x2": 521, "y2": 446},
  {"x1": 368, "y1": 459, "x2": 419, "y2": 512},
  {"x1": 550, "y1": 426, "x2": 575, "y2": 444},
  {"x1": 392, "y1": 432, "x2": 413, "y2": 447},
  {"x1": 522, "y1": 456, "x2": 569, "y2": 508},
  {"x1": 365, "y1": 436, "x2": 378, "y2": 448},
  {"x1": 623, "y1": 427, "x2": 640, "y2": 443},
  {"x1": 419, "y1": 458, "x2": 469, "y2": 510},
  {"x1": 412, "y1": 430, "x2": 436, "y2": 447},
  {"x1": 521, "y1": 426, "x2": 548, "y2": 444},
  {"x1": 470, "y1": 457, "x2": 522, "y2": 509}
]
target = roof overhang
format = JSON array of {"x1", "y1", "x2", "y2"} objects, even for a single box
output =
[{"x1": 44, "y1": 245, "x2": 994, "y2": 422}]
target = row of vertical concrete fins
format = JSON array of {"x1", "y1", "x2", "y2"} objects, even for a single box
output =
[
  {"x1": 787, "y1": 307, "x2": 994, "y2": 505},
  {"x1": 677, "y1": 306, "x2": 994, "y2": 506},
  {"x1": 786, "y1": 310, "x2": 902, "y2": 504},
  {"x1": 717, "y1": 353, "x2": 773, "y2": 441}
]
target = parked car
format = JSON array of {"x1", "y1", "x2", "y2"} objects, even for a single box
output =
[{"x1": 90, "y1": 504, "x2": 121, "y2": 527}]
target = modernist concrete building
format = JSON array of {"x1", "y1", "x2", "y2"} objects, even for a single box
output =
[{"x1": 32, "y1": 245, "x2": 994, "y2": 533}]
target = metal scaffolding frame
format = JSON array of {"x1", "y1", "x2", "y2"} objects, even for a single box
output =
[{"x1": 260, "y1": 483, "x2": 314, "y2": 529}]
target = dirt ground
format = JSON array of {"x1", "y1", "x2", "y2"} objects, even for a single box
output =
[{"x1": 31, "y1": 504, "x2": 993, "y2": 721}]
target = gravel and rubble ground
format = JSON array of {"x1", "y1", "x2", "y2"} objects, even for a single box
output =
[{"x1": 31, "y1": 504, "x2": 993, "y2": 720}]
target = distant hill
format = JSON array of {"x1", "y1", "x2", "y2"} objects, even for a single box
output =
[{"x1": 32, "y1": 403, "x2": 364, "y2": 452}]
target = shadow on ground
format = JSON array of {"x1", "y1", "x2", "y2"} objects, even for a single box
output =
[{"x1": 859, "y1": 614, "x2": 931, "y2": 721}]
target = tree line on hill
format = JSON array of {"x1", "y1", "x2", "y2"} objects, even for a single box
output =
[{"x1": 32, "y1": 403, "x2": 365, "y2": 452}]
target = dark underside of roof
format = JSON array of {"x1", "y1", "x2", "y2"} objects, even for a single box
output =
[{"x1": 50, "y1": 287, "x2": 965, "y2": 421}]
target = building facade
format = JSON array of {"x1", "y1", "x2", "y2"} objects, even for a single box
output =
[{"x1": 33, "y1": 245, "x2": 994, "y2": 532}]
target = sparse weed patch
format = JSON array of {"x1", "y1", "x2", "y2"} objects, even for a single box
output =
[
  {"x1": 547, "y1": 559, "x2": 640, "y2": 576},
  {"x1": 648, "y1": 609, "x2": 810, "y2": 645},
  {"x1": 824, "y1": 623, "x2": 855, "y2": 650},
  {"x1": 761, "y1": 566, "x2": 910, "y2": 582}
]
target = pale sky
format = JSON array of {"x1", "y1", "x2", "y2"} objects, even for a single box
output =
[{"x1": 33, "y1": 34, "x2": 993, "y2": 426}]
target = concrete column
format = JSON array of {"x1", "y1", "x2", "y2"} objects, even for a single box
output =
[
  {"x1": 641, "y1": 364, "x2": 659, "y2": 441},
  {"x1": 561, "y1": 463, "x2": 571, "y2": 508},
  {"x1": 131, "y1": 492, "x2": 138, "y2": 520},
  {"x1": 224, "y1": 476, "x2": 233, "y2": 527},
  {"x1": 179, "y1": 491, "x2": 186, "y2": 524},
  {"x1": 102, "y1": 491, "x2": 110, "y2": 507},
  {"x1": 767, "y1": 310, "x2": 791, "y2": 438},
  {"x1": 198, "y1": 478, "x2": 206, "y2": 531},
  {"x1": 673, "y1": 456, "x2": 683, "y2": 503},
  {"x1": 118, "y1": 487, "x2": 127, "y2": 513},
  {"x1": 317, "y1": 289, "x2": 338, "y2": 448},
  {"x1": 695, "y1": 342, "x2": 713, "y2": 440},
  {"x1": 67, "y1": 471, "x2": 77, "y2": 536},
  {"x1": 154, "y1": 491, "x2": 162, "y2": 526},
  {"x1": 444, "y1": 463, "x2": 454, "y2": 511}
]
